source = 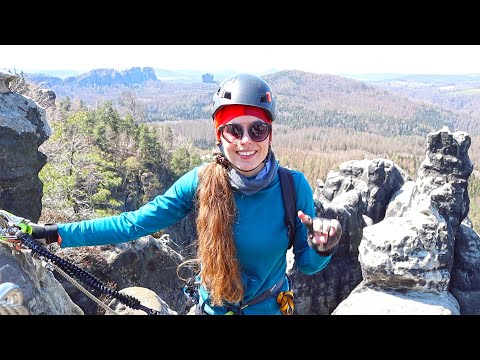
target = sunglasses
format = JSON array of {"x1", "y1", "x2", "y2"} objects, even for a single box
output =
[{"x1": 218, "y1": 121, "x2": 272, "y2": 143}]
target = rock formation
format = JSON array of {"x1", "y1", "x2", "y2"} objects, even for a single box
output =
[
  {"x1": 0, "y1": 245, "x2": 83, "y2": 314},
  {"x1": 333, "y1": 127, "x2": 473, "y2": 314},
  {"x1": 289, "y1": 158, "x2": 411, "y2": 314},
  {"x1": 0, "y1": 71, "x2": 50, "y2": 222},
  {"x1": 450, "y1": 223, "x2": 480, "y2": 314},
  {"x1": 107, "y1": 286, "x2": 177, "y2": 315}
]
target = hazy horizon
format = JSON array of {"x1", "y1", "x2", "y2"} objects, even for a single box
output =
[{"x1": 2, "y1": 45, "x2": 480, "y2": 77}]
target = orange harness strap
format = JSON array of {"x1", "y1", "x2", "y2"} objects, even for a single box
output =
[{"x1": 276, "y1": 290, "x2": 294, "y2": 315}]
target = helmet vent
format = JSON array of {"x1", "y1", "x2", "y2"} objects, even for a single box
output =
[
  {"x1": 260, "y1": 92, "x2": 272, "y2": 103},
  {"x1": 222, "y1": 91, "x2": 232, "y2": 100}
]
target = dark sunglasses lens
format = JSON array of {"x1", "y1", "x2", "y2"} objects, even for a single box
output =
[
  {"x1": 248, "y1": 122, "x2": 270, "y2": 142},
  {"x1": 221, "y1": 122, "x2": 271, "y2": 143},
  {"x1": 222, "y1": 124, "x2": 244, "y2": 143}
]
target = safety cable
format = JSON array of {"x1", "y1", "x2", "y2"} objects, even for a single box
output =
[
  {"x1": 48, "y1": 261, "x2": 119, "y2": 315},
  {"x1": 16, "y1": 231, "x2": 161, "y2": 315}
]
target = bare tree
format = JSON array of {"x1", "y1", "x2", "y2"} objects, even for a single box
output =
[{"x1": 118, "y1": 89, "x2": 145, "y2": 122}]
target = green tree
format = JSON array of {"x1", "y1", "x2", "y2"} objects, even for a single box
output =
[{"x1": 170, "y1": 147, "x2": 193, "y2": 177}]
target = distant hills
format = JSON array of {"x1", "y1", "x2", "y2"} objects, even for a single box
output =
[
  {"x1": 24, "y1": 67, "x2": 280, "y2": 86},
  {"x1": 347, "y1": 73, "x2": 480, "y2": 86},
  {"x1": 23, "y1": 66, "x2": 480, "y2": 87},
  {"x1": 263, "y1": 70, "x2": 471, "y2": 136},
  {"x1": 351, "y1": 73, "x2": 480, "y2": 119},
  {"x1": 22, "y1": 67, "x2": 480, "y2": 137},
  {"x1": 153, "y1": 68, "x2": 243, "y2": 83},
  {"x1": 26, "y1": 67, "x2": 157, "y2": 87}
]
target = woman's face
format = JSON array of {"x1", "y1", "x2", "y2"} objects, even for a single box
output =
[{"x1": 219, "y1": 116, "x2": 271, "y2": 177}]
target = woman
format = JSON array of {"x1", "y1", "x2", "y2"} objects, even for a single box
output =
[{"x1": 29, "y1": 73, "x2": 342, "y2": 315}]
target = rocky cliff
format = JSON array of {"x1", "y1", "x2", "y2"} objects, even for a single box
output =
[
  {"x1": 332, "y1": 128, "x2": 473, "y2": 314},
  {"x1": 0, "y1": 71, "x2": 50, "y2": 222}
]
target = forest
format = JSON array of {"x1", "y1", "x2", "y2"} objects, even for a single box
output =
[{"x1": 11, "y1": 69, "x2": 480, "y2": 230}]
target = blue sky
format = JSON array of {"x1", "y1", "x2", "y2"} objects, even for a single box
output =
[{"x1": 1, "y1": 45, "x2": 480, "y2": 75}]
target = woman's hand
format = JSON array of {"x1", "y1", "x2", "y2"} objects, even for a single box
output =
[{"x1": 298, "y1": 210, "x2": 342, "y2": 256}]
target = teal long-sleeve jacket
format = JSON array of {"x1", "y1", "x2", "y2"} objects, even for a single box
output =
[{"x1": 57, "y1": 165, "x2": 333, "y2": 315}]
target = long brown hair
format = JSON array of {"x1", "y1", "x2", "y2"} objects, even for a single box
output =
[{"x1": 187, "y1": 154, "x2": 243, "y2": 306}]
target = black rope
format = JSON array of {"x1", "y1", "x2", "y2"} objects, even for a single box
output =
[{"x1": 16, "y1": 231, "x2": 160, "y2": 315}]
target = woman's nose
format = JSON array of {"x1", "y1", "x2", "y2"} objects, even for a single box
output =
[{"x1": 239, "y1": 131, "x2": 252, "y2": 144}]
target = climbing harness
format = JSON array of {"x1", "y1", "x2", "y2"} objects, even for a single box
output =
[
  {"x1": 191, "y1": 275, "x2": 295, "y2": 315},
  {"x1": 224, "y1": 275, "x2": 294, "y2": 315},
  {"x1": 0, "y1": 210, "x2": 161, "y2": 315}
]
